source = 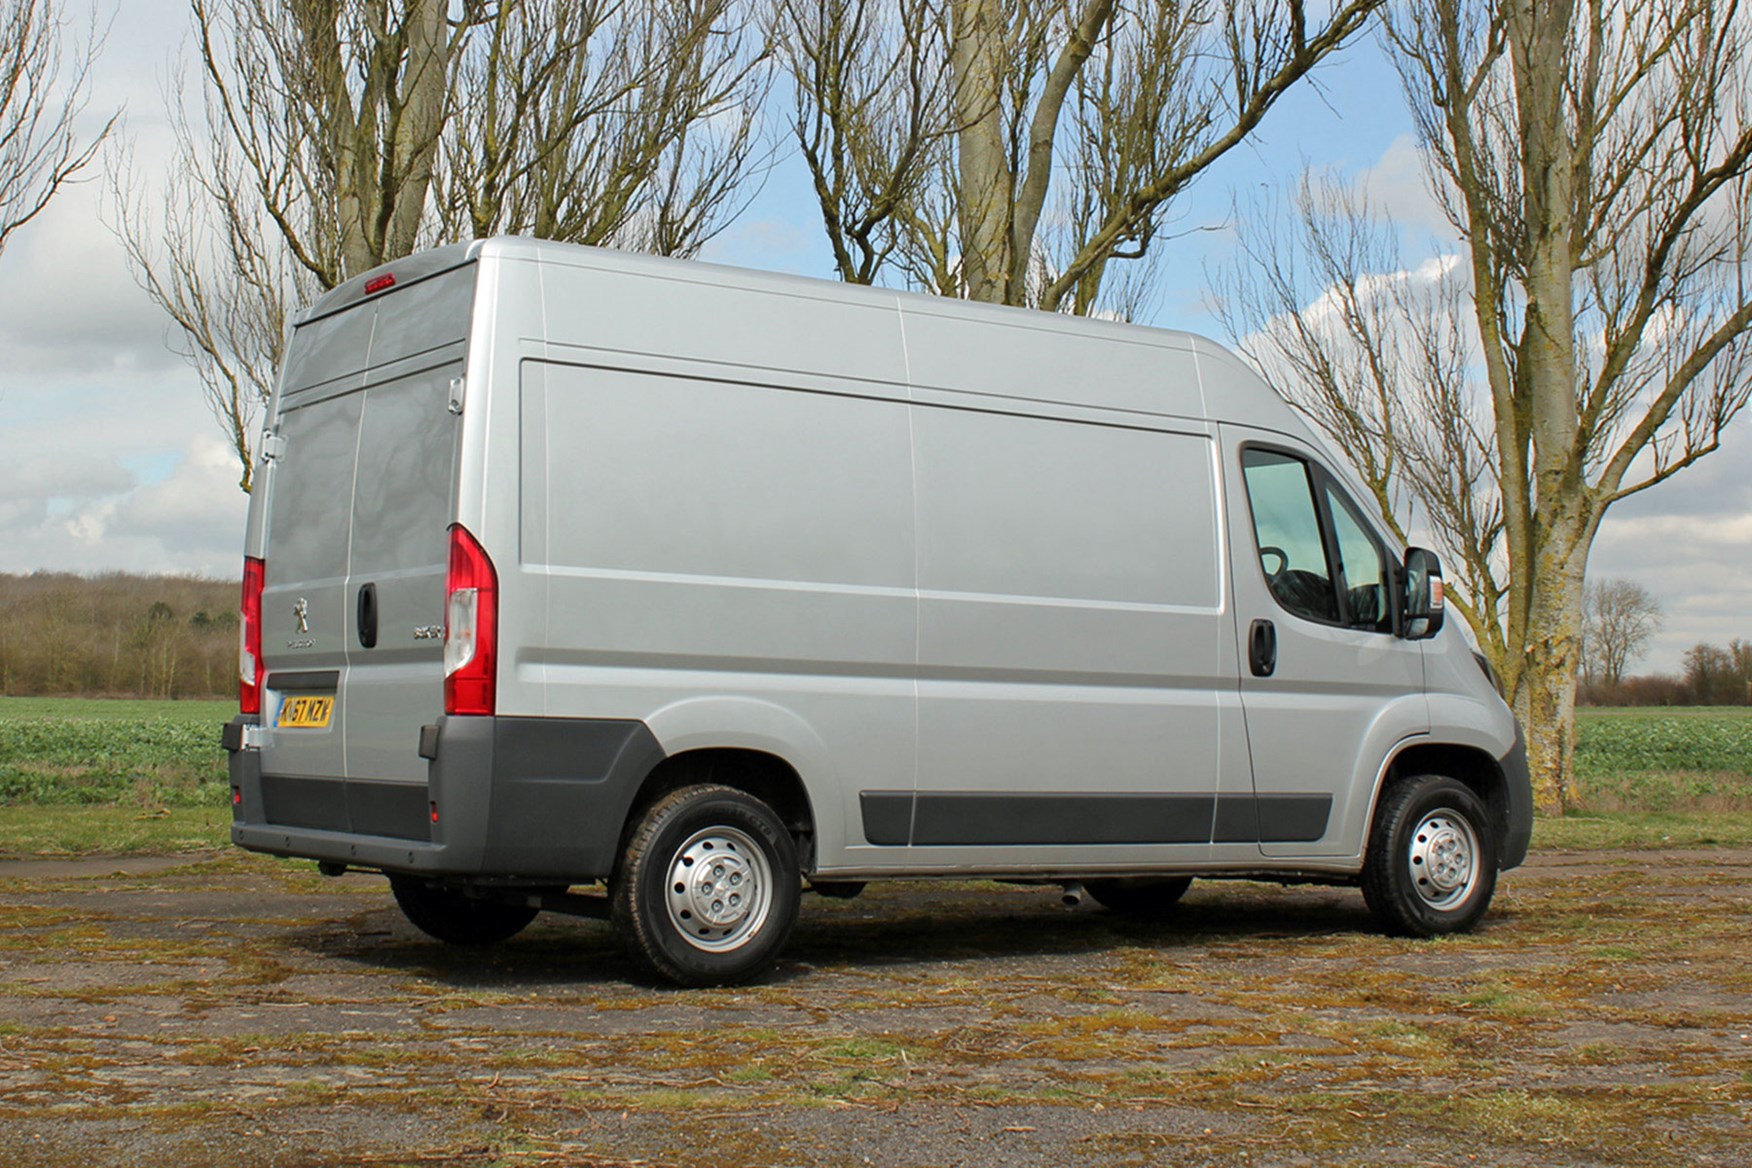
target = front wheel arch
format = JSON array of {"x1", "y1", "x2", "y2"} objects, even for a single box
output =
[{"x1": 1379, "y1": 742, "x2": 1514, "y2": 868}]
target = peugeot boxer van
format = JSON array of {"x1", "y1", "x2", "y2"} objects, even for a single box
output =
[{"x1": 223, "y1": 237, "x2": 1532, "y2": 986}]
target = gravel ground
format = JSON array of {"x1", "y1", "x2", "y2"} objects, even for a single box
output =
[{"x1": 0, "y1": 847, "x2": 1748, "y2": 1167}]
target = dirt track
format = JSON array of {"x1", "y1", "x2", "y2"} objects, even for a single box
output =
[{"x1": 1, "y1": 847, "x2": 1748, "y2": 1167}]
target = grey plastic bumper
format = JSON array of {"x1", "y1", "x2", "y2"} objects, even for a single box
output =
[
  {"x1": 225, "y1": 714, "x2": 665, "y2": 882},
  {"x1": 1498, "y1": 721, "x2": 1533, "y2": 870}
]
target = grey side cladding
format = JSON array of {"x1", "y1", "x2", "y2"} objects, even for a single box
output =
[
  {"x1": 1213, "y1": 795, "x2": 1333, "y2": 844},
  {"x1": 859, "y1": 792, "x2": 913, "y2": 846},
  {"x1": 859, "y1": 791, "x2": 1332, "y2": 846}
]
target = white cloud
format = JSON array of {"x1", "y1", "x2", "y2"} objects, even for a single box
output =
[
  {"x1": 0, "y1": 434, "x2": 247, "y2": 577},
  {"x1": 0, "y1": 184, "x2": 185, "y2": 377},
  {"x1": 1588, "y1": 421, "x2": 1752, "y2": 673},
  {"x1": 1358, "y1": 134, "x2": 1456, "y2": 243}
]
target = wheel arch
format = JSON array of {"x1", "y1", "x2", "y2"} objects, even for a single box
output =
[
  {"x1": 621, "y1": 747, "x2": 819, "y2": 872},
  {"x1": 1380, "y1": 741, "x2": 1515, "y2": 869}
]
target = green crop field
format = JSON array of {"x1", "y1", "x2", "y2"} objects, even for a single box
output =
[
  {"x1": 0, "y1": 698, "x2": 1748, "y2": 857},
  {"x1": 1574, "y1": 706, "x2": 1752, "y2": 811},
  {"x1": 0, "y1": 696, "x2": 232, "y2": 807}
]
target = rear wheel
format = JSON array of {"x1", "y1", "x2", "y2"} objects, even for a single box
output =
[
  {"x1": 1085, "y1": 876, "x2": 1194, "y2": 917},
  {"x1": 611, "y1": 784, "x2": 800, "y2": 987},
  {"x1": 810, "y1": 881, "x2": 866, "y2": 900},
  {"x1": 390, "y1": 878, "x2": 539, "y2": 946},
  {"x1": 1362, "y1": 775, "x2": 1497, "y2": 937}
]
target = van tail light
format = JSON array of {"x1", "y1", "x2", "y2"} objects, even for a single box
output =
[
  {"x1": 240, "y1": 556, "x2": 266, "y2": 715},
  {"x1": 444, "y1": 524, "x2": 498, "y2": 716}
]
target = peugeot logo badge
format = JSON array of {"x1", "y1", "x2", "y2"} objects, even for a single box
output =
[{"x1": 293, "y1": 597, "x2": 310, "y2": 635}]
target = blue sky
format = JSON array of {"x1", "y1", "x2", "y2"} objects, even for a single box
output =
[{"x1": 0, "y1": 2, "x2": 1745, "y2": 675}]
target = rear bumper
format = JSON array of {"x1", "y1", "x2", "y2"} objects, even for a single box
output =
[{"x1": 226, "y1": 714, "x2": 666, "y2": 882}]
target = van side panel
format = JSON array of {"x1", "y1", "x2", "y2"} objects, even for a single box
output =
[
  {"x1": 533, "y1": 255, "x2": 910, "y2": 386},
  {"x1": 898, "y1": 302, "x2": 1206, "y2": 421},
  {"x1": 522, "y1": 359, "x2": 918, "y2": 869},
  {"x1": 908, "y1": 400, "x2": 1231, "y2": 864}
]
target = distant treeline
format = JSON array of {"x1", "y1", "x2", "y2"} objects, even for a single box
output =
[
  {"x1": 1581, "y1": 639, "x2": 1752, "y2": 707},
  {"x1": 0, "y1": 573, "x2": 241, "y2": 699}
]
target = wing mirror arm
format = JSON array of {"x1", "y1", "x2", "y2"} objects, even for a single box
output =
[{"x1": 1402, "y1": 547, "x2": 1446, "y2": 641}]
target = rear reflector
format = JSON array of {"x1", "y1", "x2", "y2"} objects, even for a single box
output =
[
  {"x1": 443, "y1": 524, "x2": 498, "y2": 716},
  {"x1": 240, "y1": 556, "x2": 266, "y2": 715},
  {"x1": 364, "y1": 273, "x2": 396, "y2": 294}
]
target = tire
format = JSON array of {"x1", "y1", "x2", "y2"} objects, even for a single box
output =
[
  {"x1": 809, "y1": 881, "x2": 866, "y2": 900},
  {"x1": 1361, "y1": 775, "x2": 1498, "y2": 937},
  {"x1": 390, "y1": 878, "x2": 540, "y2": 946},
  {"x1": 1085, "y1": 876, "x2": 1194, "y2": 917},
  {"x1": 610, "y1": 784, "x2": 801, "y2": 987}
]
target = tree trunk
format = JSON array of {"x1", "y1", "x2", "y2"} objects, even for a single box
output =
[
  {"x1": 951, "y1": 0, "x2": 1011, "y2": 304},
  {"x1": 1512, "y1": 533, "x2": 1589, "y2": 814}
]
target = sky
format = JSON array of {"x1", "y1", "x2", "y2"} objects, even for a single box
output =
[{"x1": 0, "y1": 1, "x2": 1746, "y2": 676}]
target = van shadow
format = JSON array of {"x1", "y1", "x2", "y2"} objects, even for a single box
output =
[
  {"x1": 779, "y1": 882, "x2": 1377, "y2": 977},
  {"x1": 285, "y1": 881, "x2": 1378, "y2": 992}
]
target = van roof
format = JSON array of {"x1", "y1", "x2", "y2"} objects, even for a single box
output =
[
  {"x1": 299, "y1": 242, "x2": 479, "y2": 324},
  {"x1": 314, "y1": 235, "x2": 1213, "y2": 352}
]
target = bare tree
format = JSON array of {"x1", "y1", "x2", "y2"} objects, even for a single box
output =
[
  {"x1": 435, "y1": 0, "x2": 767, "y2": 257},
  {"x1": 115, "y1": 0, "x2": 768, "y2": 492},
  {"x1": 1214, "y1": 178, "x2": 1509, "y2": 666},
  {"x1": 1582, "y1": 579, "x2": 1662, "y2": 688},
  {"x1": 775, "y1": 0, "x2": 1382, "y2": 315},
  {"x1": 770, "y1": 0, "x2": 955, "y2": 286},
  {"x1": 0, "y1": 0, "x2": 110, "y2": 260},
  {"x1": 1218, "y1": 0, "x2": 1752, "y2": 812},
  {"x1": 1682, "y1": 639, "x2": 1752, "y2": 705}
]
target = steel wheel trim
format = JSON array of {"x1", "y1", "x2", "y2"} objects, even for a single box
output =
[
  {"x1": 663, "y1": 825, "x2": 774, "y2": 953},
  {"x1": 1408, "y1": 809, "x2": 1480, "y2": 910}
]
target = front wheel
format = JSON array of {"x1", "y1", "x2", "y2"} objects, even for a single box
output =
[
  {"x1": 611, "y1": 784, "x2": 800, "y2": 987},
  {"x1": 1361, "y1": 775, "x2": 1498, "y2": 937}
]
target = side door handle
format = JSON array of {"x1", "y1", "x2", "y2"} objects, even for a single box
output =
[
  {"x1": 1249, "y1": 618, "x2": 1276, "y2": 677},
  {"x1": 357, "y1": 582, "x2": 378, "y2": 649}
]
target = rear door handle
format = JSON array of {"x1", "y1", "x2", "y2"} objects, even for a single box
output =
[
  {"x1": 357, "y1": 582, "x2": 378, "y2": 649},
  {"x1": 1249, "y1": 618, "x2": 1276, "y2": 677}
]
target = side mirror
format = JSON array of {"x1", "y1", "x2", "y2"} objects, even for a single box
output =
[{"x1": 1403, "y1": 547, "x2": 1445, "y2": 640}]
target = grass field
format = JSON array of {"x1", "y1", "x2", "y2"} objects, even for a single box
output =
[
  {"x1": 0, "y1": 696, "x2": 231, "y2": 808},
  {"x1": 0, "y1": 698, "x2": 1747, "y2": 857}
]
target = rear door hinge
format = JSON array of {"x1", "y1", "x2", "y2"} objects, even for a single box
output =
[
  {"x1": 448, "y1": 376, "x2": 466, "y2": 415},
  {"x1": 260, "y1": 430, "x2": 287, "y2": 462}
]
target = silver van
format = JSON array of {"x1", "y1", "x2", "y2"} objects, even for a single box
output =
[{"x1": 224, "y1": 238, "x2": 1532, "y2": 986}]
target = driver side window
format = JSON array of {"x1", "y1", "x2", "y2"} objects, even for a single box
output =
[{"x1": 1240, "y1": 449, "x2": 1338, "y2": 624}]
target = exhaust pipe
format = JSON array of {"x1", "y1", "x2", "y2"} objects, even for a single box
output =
[{"x1": 1060, "y1": 881, "x2": 1085, "y2": 908}]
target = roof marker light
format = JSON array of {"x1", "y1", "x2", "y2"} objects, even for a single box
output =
[{"x1": 364, "y1": 273, "x2": 396, "y2": 294}]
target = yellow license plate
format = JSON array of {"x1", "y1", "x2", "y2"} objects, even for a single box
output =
[{"x1": 277, "y1": 695, "x2": 335, "y2": 729}]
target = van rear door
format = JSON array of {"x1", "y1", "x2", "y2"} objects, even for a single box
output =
[
  {"x1": 258, "y1": 261, "x2": 476, "y2": 832},
  {"x1": 341, "y1": 347, "x2": 464, "y2": 782}
]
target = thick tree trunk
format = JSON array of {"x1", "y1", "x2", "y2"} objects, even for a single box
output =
[
  {"x1": 1520, "y1": 574, "x2": 1590, "y2": 812},
  {"x1": 1512, "y1": 533, "x2": 1589, "y2": 814},
  {"x1": 951, "y1": 0, "x2": 1012, "y2": 304}
]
